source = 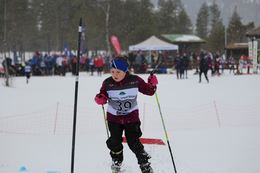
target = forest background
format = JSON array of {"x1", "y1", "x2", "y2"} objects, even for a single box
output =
[{"x1": 0, "y1": 0, "x2": 258, "y2": 56}]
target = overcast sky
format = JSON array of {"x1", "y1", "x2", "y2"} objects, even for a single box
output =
[{"x1": 151, "y1": 0, "x2": 260, "y2": 26}]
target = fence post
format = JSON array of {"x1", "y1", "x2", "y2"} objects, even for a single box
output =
[
  {"x1": 53, "y1": 102, "x2": 59, "y2": 135},
  {"x1": 213, "y1": 100, "x2": 221, "y2": 128}
]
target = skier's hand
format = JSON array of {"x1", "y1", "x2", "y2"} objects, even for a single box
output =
[
  {"x1": 148, "y1": 74, "x2": 158, "y2": 86},
  {"x1": 95, "y1": 93, "x2": 108, "y2": 105}
]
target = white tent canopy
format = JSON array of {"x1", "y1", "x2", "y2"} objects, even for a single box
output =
[{"x1": 129, "y1": 35, "x2": 179, "y2": 51}]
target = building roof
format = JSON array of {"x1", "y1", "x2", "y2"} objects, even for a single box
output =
[
  {"x1": 225, "y1": 43, "x2": 248, "y2": 50},
  {"x1": 129, "y1": 35, "x2": 178, "y2": 51},
  {"x1": 161, "y1": 34, "x2": 206, "y2": 43},
  {"x1": 246, "y1": 27, "x2": 260, "y2": 38}
]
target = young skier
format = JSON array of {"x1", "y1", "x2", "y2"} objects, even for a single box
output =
[
  {"x1": 24, "y1": 63, "x2": 32, "y2": 84},
  {"x1": 94, "y1": 56, "x2": 158, "y2": 173}
]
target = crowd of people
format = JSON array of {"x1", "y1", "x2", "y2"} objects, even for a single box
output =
[
  {"x1": 1, "y1": 51, "x2": 109, "y2": 77},
  {"x1": 1, "y1": 50, "x2": 259, "y2": 80}
]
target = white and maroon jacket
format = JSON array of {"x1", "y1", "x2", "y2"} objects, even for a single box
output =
[{"x1": 98, "y1": 73, "x2": 156, "y2": 124}]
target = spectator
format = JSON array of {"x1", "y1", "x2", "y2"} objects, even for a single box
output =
[
  {"x1": 95, "y1": 55, "x2": 105, "y2": 76},
  {"x1": 199, "y1": 52, "x2": 209, "y2": 83},
  {"x1": 183, "y1": 53, "x2": 190, "y2": 79},
  {"x1": 174, "y1": 54, "x2": 181, "y2": 79}
]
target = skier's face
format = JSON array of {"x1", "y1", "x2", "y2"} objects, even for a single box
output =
[{"x1": 110, "y1": 68, "x2": 126, "y2": 82}]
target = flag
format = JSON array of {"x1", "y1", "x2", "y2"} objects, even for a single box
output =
[{"x1": 110, "y1": 35, "x2": 122, "y2": 55}]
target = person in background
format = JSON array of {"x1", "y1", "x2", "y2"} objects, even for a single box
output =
[
  {"x1": 95, "y1": 55, "x2": 105, "y2": 76},
  {"x1": 183, "y1": 53, "x2": 190, "y2": 79},
  {"x1": 199, "y1": 52, "x2": 209, "y2": 83},
  {"x1": 24, "y1": 63, "x2": 32, "y2": 84},
  {"x1": 174, "y1": 53, "x2": 181, "y2": 79},
  {"x1": 89, "y1": 56, "x2": 95, "y2": 76}
]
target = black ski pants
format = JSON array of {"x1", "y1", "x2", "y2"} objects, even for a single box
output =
[
  {"x1": 106, "y1": 121, "x2": 144, "y2": 162},
  {"x1": 199, "y1": 69, "x2": 209, "y2": 82}
]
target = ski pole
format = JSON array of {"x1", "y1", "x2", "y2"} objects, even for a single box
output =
[
  {"x1": 102, "y1": 105, "x2": 110, "y2": 138},
  {"x1": 154, "y1": 92, "x2": 178, "y2": 173},
  {"x1": 150, "y1": 62, "x2": 178, "y2": 173},
  {"x1": 71, "y1": 17, "x2": 82, "y2": 173}
]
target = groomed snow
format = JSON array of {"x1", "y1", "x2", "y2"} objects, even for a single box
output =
[{"x1": 1, "y1": 71, "x2": 260, "y2": 173}]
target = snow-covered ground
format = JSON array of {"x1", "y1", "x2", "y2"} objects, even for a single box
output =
[{"x1": 1, "y1": 71, "x2": 260, "y2": 173}]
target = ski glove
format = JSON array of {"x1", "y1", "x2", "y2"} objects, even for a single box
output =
[
  {"x1": 148, "y1": 74, "x2": 158, "y2": 86},
  {"x1": 95, "y1": 93, "x2": 108, "y2": 105}
]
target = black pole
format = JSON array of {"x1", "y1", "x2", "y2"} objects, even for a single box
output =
[{"x1": 71, "y1": 18, "x2": 82, "y2": 173}]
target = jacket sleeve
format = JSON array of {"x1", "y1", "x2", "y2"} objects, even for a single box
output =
[
  {"x1": 97, "y1": 80, "x2": 109, "y2": 98},
  {"x1": 137, "y1": 76, "x2": 156, "y2": 96}
]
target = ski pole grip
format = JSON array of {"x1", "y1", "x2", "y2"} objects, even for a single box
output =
[{"x1": 150, "y1": 61, "x2": 162, "y2": 76}]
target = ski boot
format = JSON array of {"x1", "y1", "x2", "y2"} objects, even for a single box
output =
[
  {"x1": 111, "y1": 160, "x2": 122, "y2": 173},
  {"x1": 137, "y1": 150, "x2": 153, "y2": 173},
  {"x1": 110, "y1": 150, "x2": 123, "y2": 173},
  {"x1": 140, "y1": 162, "x2": 154, "y2": 173},
  {"x1": 139, "y1": 151, "x2": 151, "y2": 160}
]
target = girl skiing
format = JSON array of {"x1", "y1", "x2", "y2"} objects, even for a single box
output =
[{"x1": 94, "y1": 56, "x2": 158, "y2": 173}]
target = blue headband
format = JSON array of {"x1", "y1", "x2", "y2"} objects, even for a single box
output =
[{"x1": 111, "y1": 59, "x2": 129, "y2": 72}]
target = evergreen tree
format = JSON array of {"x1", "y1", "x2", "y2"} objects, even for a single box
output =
[
  {"x1": 87, "y1": 0, "x2": 107, "y2": 51},
  {"x1": 0, "y1": 0, "x2": 38, "y2": 53},
  {"x1": 35, "y1": 0, "x2": 72, "y2": 52},
  {"x1": 157, "y1": 0, "x2": 190, "y2": 34},
  {"x1": 196, "y1": 2, "x2": 209, "y2": 39},
  {"x1": 207, "y1": 0, "x2": 225, "y2": 52},
  {"x1": 22, "y1": 0, "x2": 40, "y2": 51},
  {"x1": 36, "y1": 0, "x2": 59, "y2": 52},
  {"x1": 209, "y1": 0, "x2": 221, "y2": 30},
  {"x1": 99, "y1": 0, "x2": 112, "y2": 53},
  {"x1": 176, "y1": 7, "x2": 192, "y2": 34},
  {"x1": 156, "y1": 0, "x2": 178, "y2": 33},
  {"x1": 227, "y1": 6, "x2": 245, "y2": 44},
  {"x1": 0, "y1": 0, "x2": 4, "y2": 45},
  {"x1": 5, "y1": 0, "x2": 254, "y2": 53},
  {"x1": 120, "y1": 0, "x2": 156, "y2": 47},
  {"x1": 119, "y1": 0, "x2": 141, "y2": 47},
  {"x1": 3, "y1": 0, "x2": 36, "y2": 55}
]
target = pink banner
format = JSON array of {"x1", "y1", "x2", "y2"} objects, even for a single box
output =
[{"x1": 110, "y1": 35, "x2": 122, "y2": 55}]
